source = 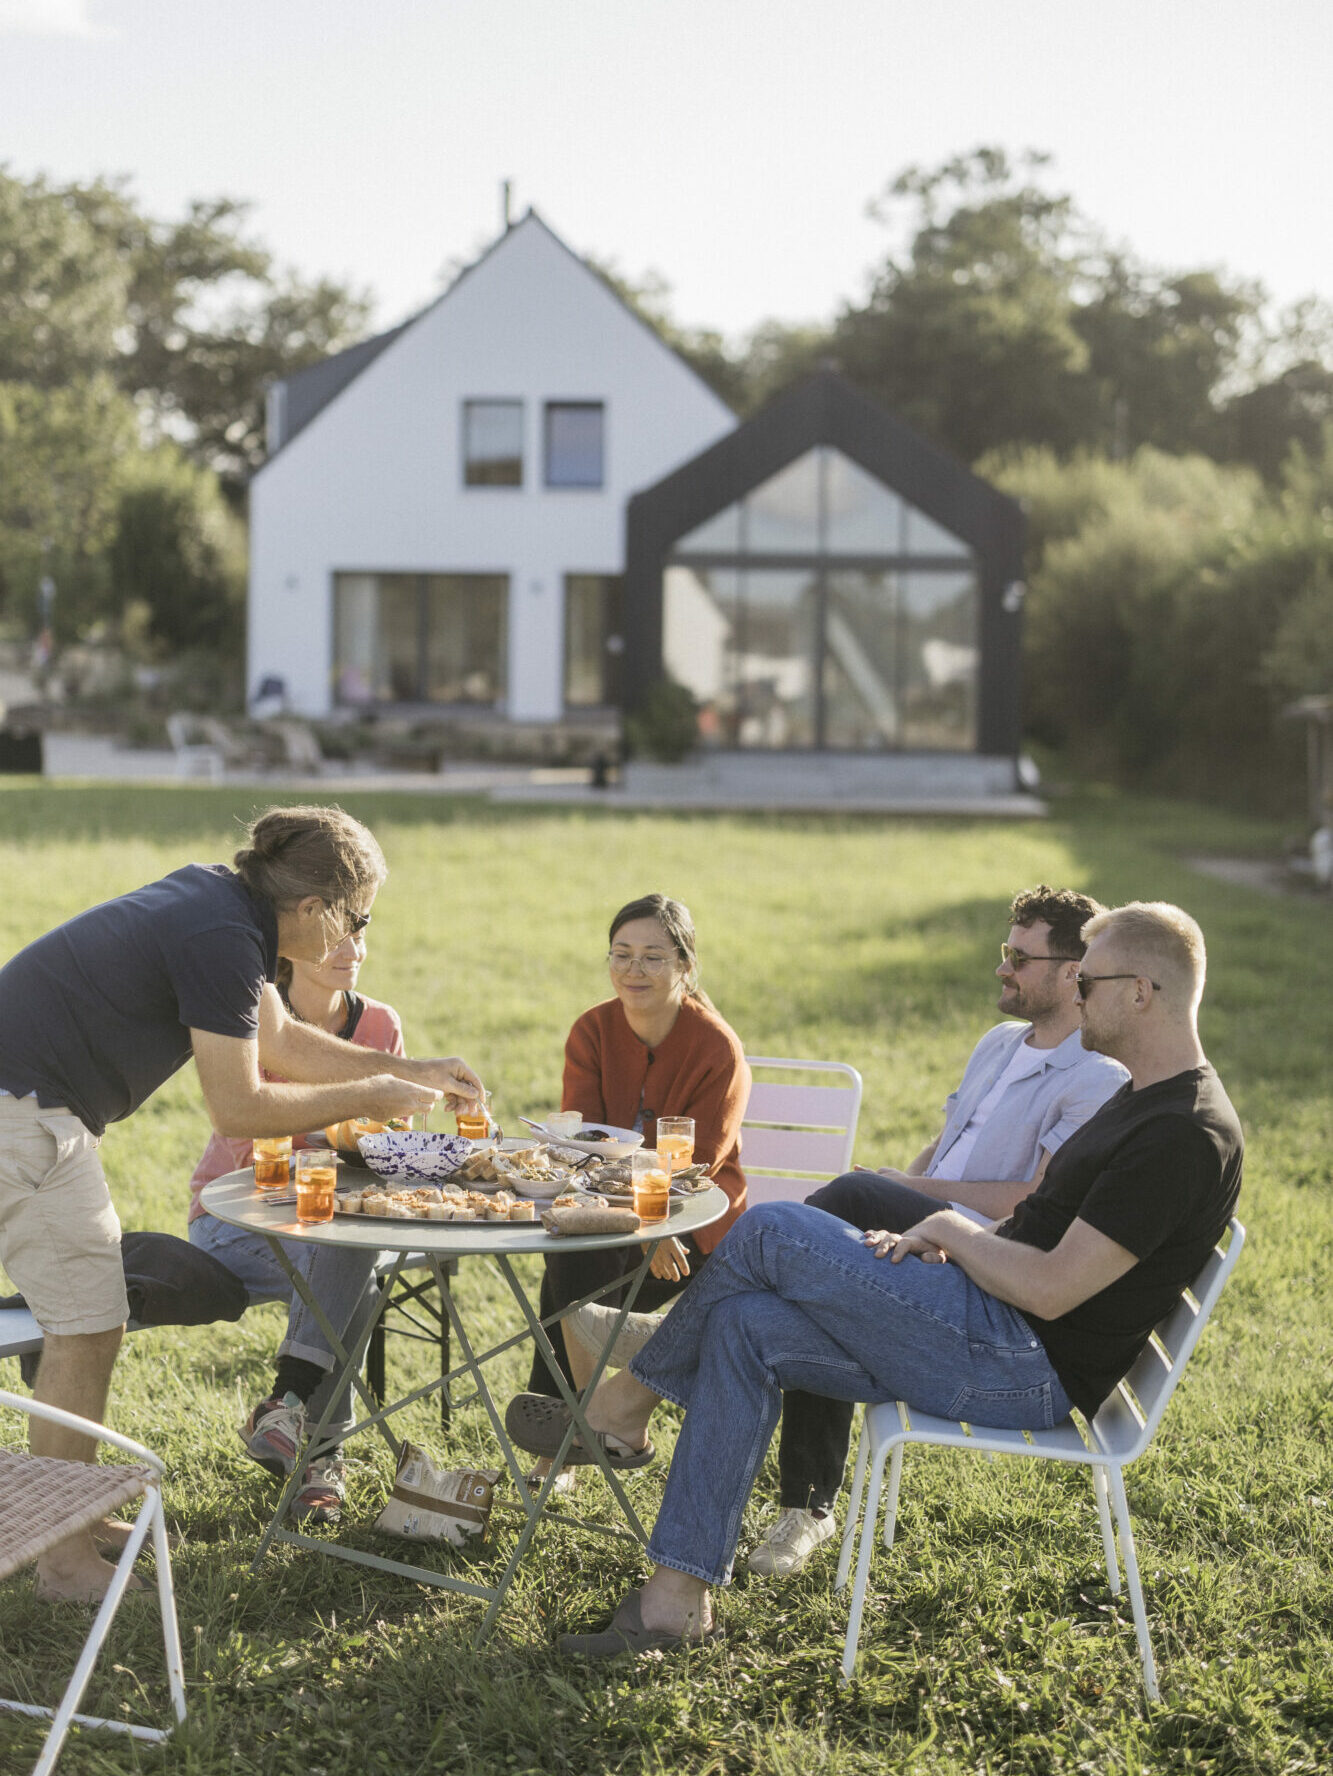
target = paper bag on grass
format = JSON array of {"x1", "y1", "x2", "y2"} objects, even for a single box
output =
[{"x1": 374, "y1": 1441, "x2": 500, "y2": 1547}]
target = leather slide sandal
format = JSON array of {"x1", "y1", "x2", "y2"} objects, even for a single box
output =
[
  {"x1": 558, "y1": 1588, "x2": 718, "y2": 1659},
  {"x1": 504, "y1": 1393, "x2": 655, "y2": 1469}
]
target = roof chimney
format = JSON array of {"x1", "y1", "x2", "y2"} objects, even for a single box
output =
[{"x1": 501, "y1": 180, "x2": 513, "y2": 231}]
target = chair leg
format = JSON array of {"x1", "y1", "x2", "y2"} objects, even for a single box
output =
[
  {"x1": 31, "y1": 1498, "x2": 163, "y2": 1776},
  {"x1": 151, "y1": 1487, "x2": 188, "y2": 1725},
  {"x1": 1107, "y1": 1465, "x2": 1160, "y2": 1702},
  {"x1": 840, "y1": 1441, "x2": 892, "y2": 1685},
  {"x1": 881, "y1": 1445, "x2": 904, "y2": 1553},
  {"x1": 835, "y1": 1420, "x2": 871, "y2": 1591},
  {"x1": 1092, "y1": 1464, "x2": 1122, "y2": 1595}
]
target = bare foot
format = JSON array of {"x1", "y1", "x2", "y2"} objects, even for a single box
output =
[
  {"x1": 638, "y1": 1568, "x2": 714, "y2": 1639},
  {"x1": 93, "y1": 1515, "x2": 180, "y2": 1556},
  {"x1": 583, "y1": 1370, "x2": 657, "y2": 1454},
  {"x1": 36, "y1": 1545, "x2": 144, "y2": 1603}
]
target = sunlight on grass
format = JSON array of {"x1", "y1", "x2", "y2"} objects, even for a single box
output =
[{"x1": 0, "y1": 783, "x2": 1329, "y2": 1775}]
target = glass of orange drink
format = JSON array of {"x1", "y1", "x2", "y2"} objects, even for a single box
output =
[
  {"x1": 631, "y1": 1148, "x2": 671, "y2": 1223},
  {"x1": 253, "y1": 1135, "x2": 292, "y2": 1190},
  {"x1": 295, "y1": 1147, "x2": 338, "y2": 1223},
  {"x1": 656, "y1": 1117, "x2": 695, "y2": 1185}
]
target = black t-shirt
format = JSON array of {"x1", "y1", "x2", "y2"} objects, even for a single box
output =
[
  {"x1": 997, "y1": 1065, "x2": 1243, "y2": 1418},
  {"x1": 0, "y1": 864, "x2": 279, "y2": 1137}
]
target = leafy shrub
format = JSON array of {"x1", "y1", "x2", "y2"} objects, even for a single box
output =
[{"x1": 624, "y1": 676, "x2": 700, "y2": 763}]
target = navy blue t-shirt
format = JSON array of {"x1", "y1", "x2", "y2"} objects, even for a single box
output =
[{"x1": 0, "y1": 864, "x2": 279, "y2": 1136}]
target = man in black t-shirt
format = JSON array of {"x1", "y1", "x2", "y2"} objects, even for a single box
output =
[{"x1": 530, "y1": 901, "x2": 1244, "y2": 1661}]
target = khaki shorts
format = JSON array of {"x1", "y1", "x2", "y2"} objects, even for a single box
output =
[{"x1": 0, "y1": 1095, "x2": 129, "y2": 1337}]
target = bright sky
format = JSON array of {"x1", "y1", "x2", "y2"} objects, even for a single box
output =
[{"x1": 1, "y1": 0, "x2": 1329, "y2": 340}]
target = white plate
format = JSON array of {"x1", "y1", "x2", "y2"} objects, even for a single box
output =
[{"x1": 530, "y1": 1121, "x2": 644, "y2": 1160}]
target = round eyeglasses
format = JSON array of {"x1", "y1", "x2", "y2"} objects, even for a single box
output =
[{"x1": 608, "y1": 950, "x2": 673, "y2": 977}]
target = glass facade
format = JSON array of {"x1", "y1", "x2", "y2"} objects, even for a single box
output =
[
  {"x1": 665, "y1": 445, "x2": 978, "y2": 751},
  {"x1": 462, "y1": 401, "x2": 523, "y2": 486},
  {"x1": 564, "y1": 574, "x2": 624, "y2": 706},
  {"x1": 545, "y1": 402, "x2": 605, "y2": 487},
  {"x1": 333, "y1": 572, "x2": 507, "y2": 706}
]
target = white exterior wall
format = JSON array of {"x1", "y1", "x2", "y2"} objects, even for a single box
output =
[{"x1": 248, "y1": 216, "x2": 734, "y2": 718}]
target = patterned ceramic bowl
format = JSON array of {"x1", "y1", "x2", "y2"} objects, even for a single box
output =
[{"x1": 358, "y1": 1130, "x2": 475, "y2": 1183}]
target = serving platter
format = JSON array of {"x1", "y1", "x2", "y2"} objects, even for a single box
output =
[{"x1": 522, "y1": 1121, "x2": 644, "y2": 1159}]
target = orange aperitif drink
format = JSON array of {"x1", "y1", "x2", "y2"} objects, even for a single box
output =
[
  {"x1": 253, "y1": 1135, "x2": 292, "y2": 1190},
  {"x1": 656, "y1": 1117, "x2": 695, "y2": 1184},
  {"x1": 631, "y1": 1149, "x2": 671, "y2": 1223},
  {"x1": 295, "y1": 1148, "x2": 337, "y2": 1223}
]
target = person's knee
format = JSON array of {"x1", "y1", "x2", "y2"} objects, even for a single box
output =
[{"x1": 808, "y1": 1172, "x2": 934, "y2": 1235}]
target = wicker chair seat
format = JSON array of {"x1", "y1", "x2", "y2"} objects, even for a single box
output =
[{"x1": 0, "y1": 1449, "x2": 153, "y2": 1581}]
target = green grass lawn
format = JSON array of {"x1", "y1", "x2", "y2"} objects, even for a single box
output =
[{"x1": 0, "y1": 782, "x2": 1329, "y2": 1775}]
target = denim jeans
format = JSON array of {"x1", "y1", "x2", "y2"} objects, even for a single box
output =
[
  {"x1": 631, "y1": 1200, "x2": 1070, "y2": 1586},
  {"x1": 189, "y1": 1213, "x2": 381, "y2": 1438},
  {"x1": 779, "y1": 1171, "x2": 949, "y2": 1512}
]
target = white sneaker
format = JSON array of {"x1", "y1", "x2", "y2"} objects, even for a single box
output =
[
  {"x1": 747, "y1": 1507, "x2": 836, "y2": 1577},
  {"x1": 566, "y1": 1301, "x2": 665, "y2": 1369}
]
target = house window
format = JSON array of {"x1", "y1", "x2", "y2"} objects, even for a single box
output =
[
  {"x1": 463, "y1": 400, "x2": 523, "y2": 486},
  {"x1": 545, "y1": 402, "x2": 604, "y2": 488},
  {"x1": 564, "y1": 575, "x2": 624, "y2": 707},
  {"x1": 333, "y1": 572, "x2": 508, "y2": 706}
]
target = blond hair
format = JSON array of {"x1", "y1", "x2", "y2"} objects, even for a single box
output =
[
  {"x1": 1082, "y1": 902, "x2": 1207, "y2": 1012},
  {"x1": 233, "y1": 804, "x2": 387, "y2": 917}
]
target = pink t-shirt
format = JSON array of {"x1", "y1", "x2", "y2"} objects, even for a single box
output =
[{"x1": 187, "y1": 992, "x2": 405, "y2": 1223}]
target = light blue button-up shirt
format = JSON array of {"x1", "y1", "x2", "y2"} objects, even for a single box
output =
[{"x1": 928, "y1": 1021, "x2": 1128, "y2": 1185}]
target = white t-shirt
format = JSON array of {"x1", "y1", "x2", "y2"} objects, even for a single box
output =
[{"x1": 930, "y1": 1038, "x2": 1050, "y2": 1223}]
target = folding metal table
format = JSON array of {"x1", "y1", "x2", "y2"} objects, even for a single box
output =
[{"x1": 199, "y1": 1170, "x2": 728, "y2": 1642}]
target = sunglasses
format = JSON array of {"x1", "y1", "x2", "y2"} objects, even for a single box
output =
[
  {"x1": 1076, "y1": 972, "x2": 1160, "y2": 997},
  {"x1": 1000, "y1": 944, "x2": 1079, "y2": 969}
]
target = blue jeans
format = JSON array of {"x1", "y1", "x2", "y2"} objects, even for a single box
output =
[
  {"x1": 189, "y1": 1214, "x2": 380, "y2": 1438},
  {"x1": 631, "y1": 1201, "x2": 1071, "y2": 1585}
]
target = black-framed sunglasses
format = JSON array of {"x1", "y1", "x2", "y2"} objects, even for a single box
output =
[
  {"x1": 1000, "y1": 944, "x2": 1079, "y2": 969},
  {"x1": 326, "y1": 906, "x2": 371, "y2": 940},
  {"x1": 1076, "y1": 971, "x2": 1160, "y2": 997}
]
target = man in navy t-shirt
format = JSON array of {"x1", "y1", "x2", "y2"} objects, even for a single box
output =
[{"x1": 0, "y1": 805, "x2": 483, "y2": 1603}]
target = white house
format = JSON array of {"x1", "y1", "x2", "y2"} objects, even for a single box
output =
[{"x1": 247, "y1": 211, "x2": 735, "y2": 722}]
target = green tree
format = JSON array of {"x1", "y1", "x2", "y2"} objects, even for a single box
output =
[
  {"x1": 1074, "y1": 257, "x2": 1256, "y2": 457},
  {"x1": 108, "y1": 445, "x2": 246, "y2": 653},
  {"x1": 0, "y1": 373, "x2": 137, "y2": 635},
  {"x1": 0, "y1": 168, "x2": 126, "y2": 386},
  {"x1": 833, "y1": 149, "x2": 1093, "y2": 460}
]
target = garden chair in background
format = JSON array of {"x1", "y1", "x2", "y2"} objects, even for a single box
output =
[
  {"x1": 0, "y1": 1390, "x2": 186, "y2": 1775},
  {"x1": 835, "y1": 1217, "x2": 1246, "y2": 1699},
  {"x1": 741, "y1": 1056, "x2": 864, "y2": 1207},
  {"x1": 262, "y1": 719, "x2": 327, "y2": 774}
]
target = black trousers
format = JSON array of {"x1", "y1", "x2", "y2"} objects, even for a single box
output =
[
  {"x1": 777, "y1": 1172, "x2": 946, "y2": 1512},
  {"x1": 527, "y1": 1235, "x2": 709, "y2": 1396}
]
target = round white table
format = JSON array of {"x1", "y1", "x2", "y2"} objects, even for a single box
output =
[{"x1": 200, "y1": 1167, "x2": 729, "y2": 1641}]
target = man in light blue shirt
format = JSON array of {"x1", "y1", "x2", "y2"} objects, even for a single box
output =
[{"x1": 748, "y1": 884, "x2": 1129, "y2": 1577}]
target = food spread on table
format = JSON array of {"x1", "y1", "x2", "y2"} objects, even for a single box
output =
[{"x1": 258, "y1": 1110, "x2": 715, "y2": 1234}]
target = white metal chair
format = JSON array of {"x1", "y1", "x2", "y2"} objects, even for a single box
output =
[
  {"x1": 741, "y1": 1056, "x2": 864, "y2": 1207},
  {"x1": 0, "y1": 1390, "x2": 186, "y2": 1774},
  {"x1": 835, "y1": 1218, "x2": 1245, "y2": 1699}
]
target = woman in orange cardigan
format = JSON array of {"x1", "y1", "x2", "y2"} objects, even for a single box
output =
[{"x1": 525, "y1": 893, "x2": 750, "y2": 1408}]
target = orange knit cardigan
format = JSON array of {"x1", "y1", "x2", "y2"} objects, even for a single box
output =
[{"x1": 562, "y1": 995, "x2": 751, "y2": 1253}]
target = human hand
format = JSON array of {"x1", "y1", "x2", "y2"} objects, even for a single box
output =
[
  {"x1": 416, "y1": 1057, "x2": 486, "y2": 1111},
  {"x1": 362, "y1": 1073, "x2": 443, "y2": 1122},
  {"x1": 863, "y1": 1228, "x2": 947, "y2": 1264},
  {"x1": 643, "y1": 1235, "x2": 691, "y2": 1281}
]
